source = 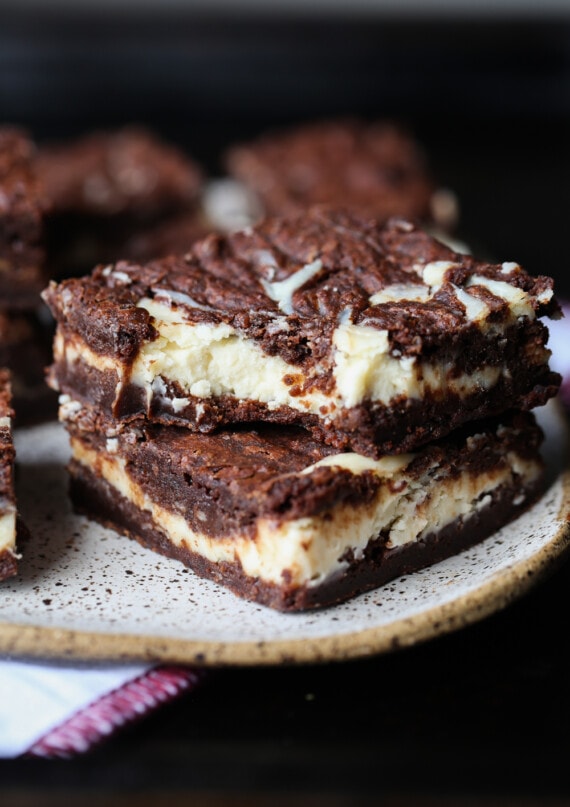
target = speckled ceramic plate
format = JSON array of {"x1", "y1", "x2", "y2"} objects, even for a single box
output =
[{"x1": 0, "y1": 402, "x2": 569, "y2": 666}]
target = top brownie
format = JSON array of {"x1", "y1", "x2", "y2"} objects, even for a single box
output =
[
  {"x1": 44, "y1": 207, "x2": 560, "y2": 457},
  {"x1": 225, "y1": 119, "x2": 441, "y2": 225},
  {"x1": 0, "y1": 127, "x2": 48, "y2": 309}
]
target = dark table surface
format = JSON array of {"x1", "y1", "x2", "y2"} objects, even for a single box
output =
[{"x1": 1, "y1": 9, "x2": 570, "y2": 805}]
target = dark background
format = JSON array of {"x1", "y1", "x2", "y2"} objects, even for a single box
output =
[
  {"x1": 1, "y1": 7, "x2": 569, "y2": 292},
  {"x1": 2, "y1": 6, "x2": 570, "y2": 805}
]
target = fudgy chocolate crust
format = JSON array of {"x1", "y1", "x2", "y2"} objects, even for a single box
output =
[
  {"x1": 0, "y1": 127, "x2": 48, "y2": 308},
  {"x1": 224, "y1": 119, "x2": 436, "y2": 224},
  {"x1": 68, "y1": 457, "x2": 543, "y2": 612},
  {"x1": 45, "y1": 209, "x2": 560, "y2": 456}
]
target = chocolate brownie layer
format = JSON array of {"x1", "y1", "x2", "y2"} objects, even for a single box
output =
[
  {"x1": 0, "y1": 370, "x2": 19, "y2": 581},
  {"x1": 45, "y1": 209, "x2": 560, "y2": 457},
  {"x1": 0, "y1": 127, "x2": 48, "y2": 308},
  {"x1": 225, "y1": 119, "x2": 439, "y2": 225},
  {"x1": 62, "y1": 399, "x2": 544, "y2": 610}
]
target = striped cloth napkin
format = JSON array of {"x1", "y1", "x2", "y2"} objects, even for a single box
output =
[
  {"x1": 0, "y1": 659, "x2": 205, "y2": 758},
  {"x1": 1, "y1": 304, "x2": 568, "y2": 759}
]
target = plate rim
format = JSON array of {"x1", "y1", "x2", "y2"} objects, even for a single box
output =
[{"x1": 1, "y1": 450, "x2": 569, "y2": 667}]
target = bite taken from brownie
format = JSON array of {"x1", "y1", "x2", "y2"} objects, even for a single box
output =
[
  {"x1": 44, "y1": 207, "x2": 560, "y2": 458},
  {"x1": 61, "y1": 398, "x2": 545, "y2": 611}
]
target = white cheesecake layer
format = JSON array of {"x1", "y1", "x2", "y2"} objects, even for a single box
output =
[
  {"x1": 70, "y1": 437, "x2": 541, "y2": 588},
  {"x1": 53, "y1": 258, "x2": 552, "y2": 419}
]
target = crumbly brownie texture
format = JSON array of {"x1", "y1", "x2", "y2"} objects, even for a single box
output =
[
  {"x1": 44, "y1": 209, "x2": 560, "y2": 457},
  {"x1": 225, "y1": 119, "x2": 437, "y2": 224},
  {"x1": 0, "y1": 370, "x2": 18, "y2": 581},
  {"x1": 0, "y1": 127, "x2": 48, "y2": 308},
  {"x1": 62, "y1": 400, "x2": 545, "y2": 611}
]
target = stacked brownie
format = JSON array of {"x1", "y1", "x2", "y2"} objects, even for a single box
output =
[
  {"x1": 44, "y1": 206, "x2": 560, "y2": 610},
  {"x1": 0, "y1": 127, "x2": 57, "y2": 424},
  {"x1": 0, "y1": 127, "x2": 49, "y2": 580}
]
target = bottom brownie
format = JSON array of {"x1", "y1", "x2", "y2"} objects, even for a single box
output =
[
  {"x1": 62, "y1": 400, "x2": 545, "y2": 611},
  {"x1": 69, "y1": 464, "x2": 542, "y2": 611}
]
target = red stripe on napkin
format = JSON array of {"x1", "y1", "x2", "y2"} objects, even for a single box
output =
[{"x1": 24, "y1": 665, "x2": 204, "y2": 759}]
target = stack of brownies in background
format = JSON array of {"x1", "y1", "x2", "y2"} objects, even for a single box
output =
[
  {"x1": 0, "y1": 117, "x2": 563, "y2": 606},
  {"x1": 224, "y1": 118, "x2": 458, "y2": 231},
  {"x1": 0, "y1": 124, "x2": 210, "y2": 426},
  {"x1": 0, "y1": 128, "x2": 55, "y2": 427},
  {"x1": 0, "y1": 124, "x2": 209, "y2": 580},
  {"x1": 0, "y1": 128, "x2": 50, "y2": 580}
]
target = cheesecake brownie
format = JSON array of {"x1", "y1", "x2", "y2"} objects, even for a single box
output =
[
  {"x1": 225, "y1": 119, "x2": 445, "y2": 226},
  {"x1": 61, "y1": 398, "x2": 545, "y2": 611},
  {"x1": 37, "y1": 126, "x2": 204, "y2": 275},
  {"x1": 0, "y1": 370, "x2": 19, "y2": 581},
  {"x1": 44, "y1": 208, "x2": 560, "y2": 458},
  {"x1": 0, "y1": 127, "x2": 48, "y2": 308}
]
